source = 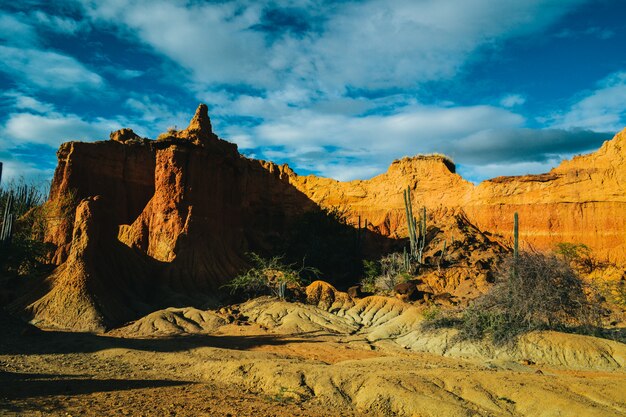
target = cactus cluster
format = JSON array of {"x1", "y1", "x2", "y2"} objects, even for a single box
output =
[
  {"x1": 403, "y1": 186, "x2": 427, "y2": 267},
  {"x1": 0, "y1": 182, "x2": 46, "y2": 247},
  {"x1": 1, "y1": 192, "x2": 13, "y2": 245}
]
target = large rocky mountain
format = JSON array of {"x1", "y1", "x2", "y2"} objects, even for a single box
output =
[{"x1": 14, "y1": 104, "x2": 625, "y2": 331}]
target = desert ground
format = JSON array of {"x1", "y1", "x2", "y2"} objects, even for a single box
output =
[{"x1": 2, "y1": 289, "x2": 625, "y2": 417}]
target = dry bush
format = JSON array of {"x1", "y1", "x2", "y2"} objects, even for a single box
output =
[
  {"x1": 374, "y1": 252, "x2": 411, "y2": 292},
  {"x1": 459, "y1": 252, "x2": 599, "y2": 345}
]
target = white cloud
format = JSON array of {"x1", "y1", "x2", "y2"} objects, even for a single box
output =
[
  {"x1": 500, "y1": 94, "x2": 526, "y2": 108},
  {"x1": 78, "y1": 0, "x2": 588, "y2": 92},
  {"x1": 551, "y1": 71, "x2": 626, "y2": 132},
  {"x1": 0, "y1": 158, "x2": 55, "y2": 183},
  {"x1": 3, "y1": 91, "x2": 56, "y2": 113},
  {"x1": 31, "y1": 10, "x2": 85, "y2": 34},
  {"x1": 0, "y1": 11, "x2": 103, "y2": 92},
  {"x1": 123, "y1": 95, "x2": 191, "y2": 135},
  {"x1": 0, "y1": 13, "x2": 39, "y2": 46},
  {"x1": 250, "y1": 105, "x2": 523, "y2": 151},
  {"x1": 458, "y1": 160, "x2": 560, "y2": 183},
  {"x1": 3, "y1": 111, "x2": 123, "y2": 149},
  {"x1": 0, "y1": 46, "x2": 104, "y2": 91}
]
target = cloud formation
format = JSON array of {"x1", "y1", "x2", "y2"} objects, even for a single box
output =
[{"x1": 0, "y1": 0, "x2": 623, "y2": 184}]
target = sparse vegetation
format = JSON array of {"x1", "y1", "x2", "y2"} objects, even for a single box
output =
[
  {"x1": 457, "y1": 252, "x2": 599, "y2": 345},
  {"x1": 156, "y1": 126, "x2": 179, "y2": 140},
  {"x1": 360, "y1": 252, "x2": 413, "y2": 293},
  {"x1": 0, "y1": 179, "x2": 54, "y2": 282},
  {"x1": 224, "y1": 253, "x2": 319, "y2": 300},
  {"x1": 554, "y1": 242, "x2": 600, "y2": 273},
  {"x1": 360, "y1": 259, "x2": 380, "y2": 293},
  {"x1": 375, "y1": 252, "x2": 412, "y2": 291}
]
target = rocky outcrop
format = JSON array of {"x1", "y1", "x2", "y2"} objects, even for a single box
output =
[
  {"x1": 464, "y1": 129, "x2": 626, "y2": 262},
  {"x1": 16, "y1": 196, "x2": 153, "y2": 331}
]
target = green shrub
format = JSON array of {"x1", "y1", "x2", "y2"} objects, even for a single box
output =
[
  {"x1": 554, "y1": 242, "x2": 601, "y2": 273},
  {"x1": 224, "y1": 253, "x2": 318, "y2": 300},
  {"x1": 360, "y1": 259, "x2": 380, "y2": 293}
]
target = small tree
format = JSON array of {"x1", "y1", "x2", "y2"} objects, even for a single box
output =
[{"x1": 224, "y1": 253, "x2": 318, "y2": 300}]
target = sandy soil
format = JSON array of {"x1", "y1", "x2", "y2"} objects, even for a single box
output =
[{"x1": 2, "y1": 296, "x2": 625, "y2": 417}]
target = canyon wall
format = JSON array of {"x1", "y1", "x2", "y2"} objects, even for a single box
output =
[{"x1": 284, "y1": 130, "x2": 626, "y2": 263}]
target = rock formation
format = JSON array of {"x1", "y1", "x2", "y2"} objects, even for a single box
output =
[
  {"x1": 284, "y1": 132, "x2": 626, "y2": 263},
  {"x1": 20, "y1": 104, "x2": 625, "y2": 330}
]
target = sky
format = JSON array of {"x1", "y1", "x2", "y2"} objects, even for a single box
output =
[{"x1": 1, "y1": 0, "x2": 625, "y2": 184}]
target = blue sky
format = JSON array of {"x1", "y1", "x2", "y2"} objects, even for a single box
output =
[{"x1": 1, "y1": 0, "x2": 625, "y2": 184}]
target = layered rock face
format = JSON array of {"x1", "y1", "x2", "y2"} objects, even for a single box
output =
[
  {"x1": 283, "y1": 132, "x2": 626, "y2": 264},
  {"x1": 28, "y1": 105, "x2": 323, "y2": 329},
  {"x1": 31, "y1": 104, "x2": 625, "y2": 330},
  {"x1": 464, "y1": 130, "x2": 626, "y2": 262}
]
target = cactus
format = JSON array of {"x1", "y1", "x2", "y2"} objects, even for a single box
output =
[
  {"x1": 438, "y1": 239, "x2": 447, "y2": 271},
  {"x1": 417, "y1": 206, "x2": 426, "y2": 263},
  {"x1": 1, "y1": 191, "x2": 14, "y2": 245},
  {"x1": 403, "y1": 187, "x2": 418, "y2": 257},
  {"x1": 403, "y1": 187, "x2": 427, "y2": 264},
  {"x1": 403, "y1": 246, "x2": 410, "y2": 272},
  {"x1": 513, "y1": 212, "x2": 519, "y2": 261}
]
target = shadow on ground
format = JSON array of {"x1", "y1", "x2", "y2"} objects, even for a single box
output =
[
  {"x1": 0, "y1": 370, "x2": 192, "y2": 400},
  {"x1": 0, "y1": 325, "x2": 329, "y2": 356}
]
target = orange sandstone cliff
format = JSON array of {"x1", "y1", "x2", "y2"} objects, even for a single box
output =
[{"x1": 283, "y1": 131, "x2": 626, "y2": 263}]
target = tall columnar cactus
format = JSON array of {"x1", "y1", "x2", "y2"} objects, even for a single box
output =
[
  {"x1": 513, "y1": 212, "x2": 519, "y2": 261},
  {"x1": 417, "y1": 206, "x2": 427, "y2": 263},
  {"x1": 438, "y1": 239, "x2": 447, "y2": 271},
  {"x1": 403, "y1": 187, "x2": 418, "y2": 257},
  {"x1": 1, "y1": 191, "x2": 14, "y2": 245},
  {"x1": 403, "y1": 246, "x2": 410, "y2": 272}
]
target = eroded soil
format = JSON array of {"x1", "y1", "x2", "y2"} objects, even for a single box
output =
[{"x1": 2, "y1": 297, "x2": 625, "y2": 417}]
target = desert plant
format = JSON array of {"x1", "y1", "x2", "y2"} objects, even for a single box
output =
[
  {"x1": 0, "y1": 179, "x2": 47, "y2": 246},
  {"x1": 600, "y1": 280, "x2": 626, "y2": 306},
  {"x1": 224, "y1": 253, "x2": 318, "y2": 300},
  {"x1": 0, "y1": 179, "x2": 54, "y2": 292},
  {"x1": 360, "y1": 259, "x2": 380, "y2": 293},
  {"x1": 513, "y1": 212, "x2": 519, "y2": 261},
  {"x1": 554, "y1": 242, "x2": 600, "y2": 273},
  {"x1": 459, "y1": 252, "x2": 598, "y2": 345},
  {"x1": 403, "y1": 186, "x2": 418, "y2": 258},
  {"x1": 374, "y1": 252, "x2": 412, "y2": 291},
  {"x1": 403, "y1": 187, "x2": 427, "y2": 265}
]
